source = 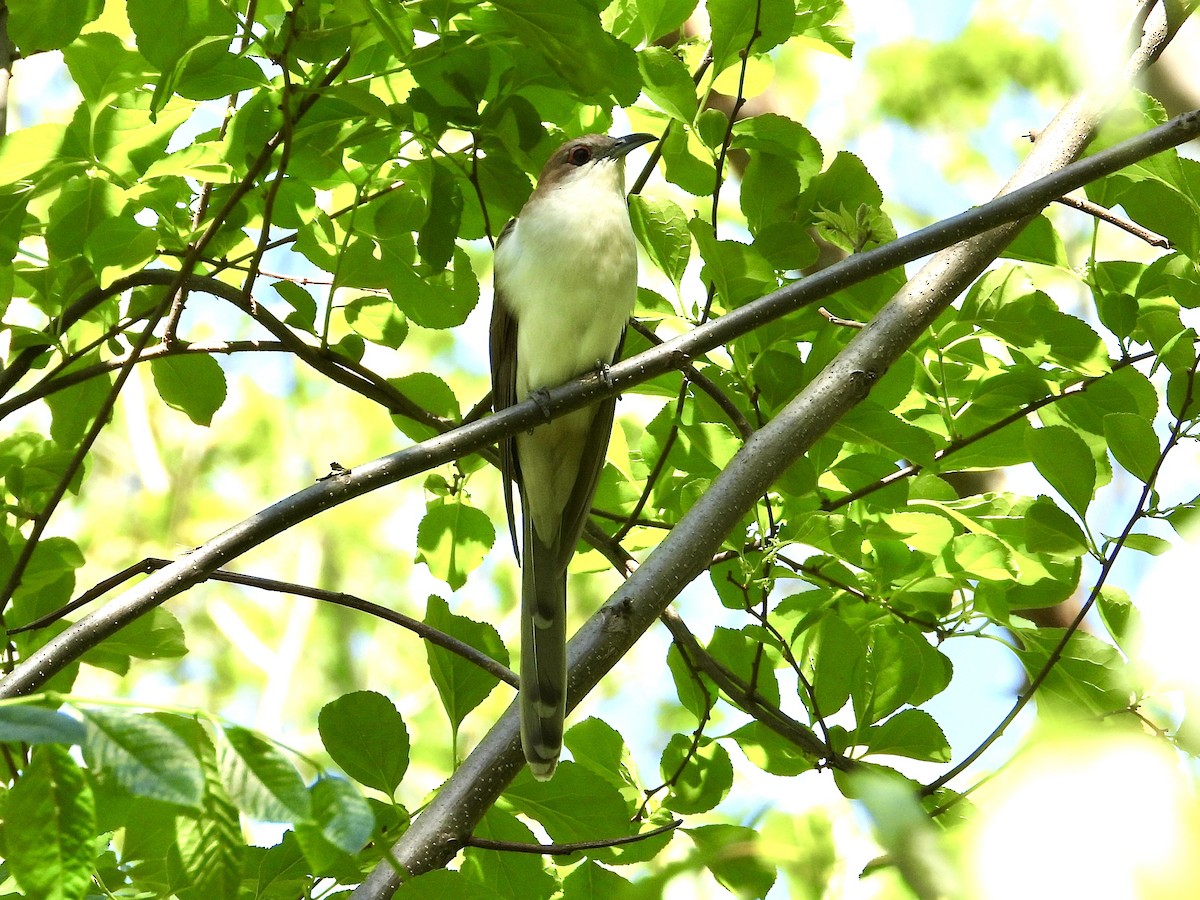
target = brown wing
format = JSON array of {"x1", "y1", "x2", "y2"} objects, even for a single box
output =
[
  {"x1": 550, "y1": 328, "x2": 627, "y2": 571},
  {"x1": 490, "y1": 218, "x2": 521, "y2": 560}
]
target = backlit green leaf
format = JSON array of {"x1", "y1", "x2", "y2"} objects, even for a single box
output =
[
  {"x1": 6, "y1": 744, "x2": 96, "y2": 900},
  {"x1": 424, "y1": 595, "x2": 510, "y2": 733},
  {"x1": 318, "y1": 691, "x2": 410, "y2": 795},
  {"x1": 151, "y1": 354, "x2": 228, "y2": 426}
]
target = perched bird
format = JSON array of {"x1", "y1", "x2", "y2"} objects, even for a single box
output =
[{"x1": 491, "y1": 132, "x2": 656, "y2": 780}]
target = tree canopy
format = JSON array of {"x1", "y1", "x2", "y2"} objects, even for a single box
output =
[{"x1": 2, "y1": 1, "x2": 1200, "y2": 898}]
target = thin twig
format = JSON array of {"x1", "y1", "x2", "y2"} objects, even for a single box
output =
[
  {"x1": 9, "y1": 558, "x2": 517, "y2": 687},
  {"x1": 1052, "y1": 193, "x2": 1171, "y2": 248},
  {"x1": 463, "y1": 817, "x2": 682, "y2": 856}
]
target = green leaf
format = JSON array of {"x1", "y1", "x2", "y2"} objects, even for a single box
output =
[
  {"x1": 660, "y1": 125, "x2": 716, "y2": 196},
  {"x1": 168, "y1": 724, "x2": 246, "y2": 900},
  {"x1": 390, "y1": 371, "x2": 461, "y2": 441},
  {"x1": 492, "y1": 0, "x2": 641, "y2": 105},
  {"x1": 385, "y1": 247, "x2": 479, "y2": 329},
  {"x1": 1120, "y1": 532, "x2": 1172, "y2": 556},
  {"x1": 690, "y1": 219, "x2": 776, "y2": 308},
  {"x1": 865, "y1": 709, "x2": 951, "y2": 762},
  {"x1": 1002, "y1": 214, "x2": 1069, "y2": 267},
  {"x1": 505, "y1": 761, "x2": 630, "y2": 844},
  {"x1": 394, "y1": 870, "x2": 505, "y2": 899},
  {"x1": 734, "y1": 114, "x2": 823, "y2": 235},
  {"x1": 611, "y1": 0, "x2": 698, "y2": 45},
  {"x1": 854, "y1": 623, "x2": 924, "y2": 727},
  {"x1": 950, "y1": 533, "x2": 1015, "y2": 581},
  {"x1": 6, "y1": 745, "x2": 96, "y2": 900},
  {"x1": 7, "y1": 0, "x2": 102, "y2": 53},
  {"x1": 563, "y1": 717, "x2": 637, "y2": 792},
  {"x1": 638, "y1": 46, "x2": 699, "y2": 123},
  {"x1": 0, "y1": 706, "x2": 86, "y2": 745},
  {"x1": 63, "y1": 31, "x2": 156, "y2": 106},
  {"x1": 82, "y1": 217, "x2": 159, "y2": 288},
  {"x1": 708, "y1": 0, "x2": 796, "y2": 73},
  {"x1": 81, "y1": 708, "x2": 205, "y2": 809},
  {"x1": 661, "y1": 734, "x2": 734, "y2": 814},
  {"x1": 418, "y1": 162, "x2": 463, "y2": 272},
  {"x1": 416, "y1": 499, "x2": 495, "y2": 590},
  {"x1": 1016, "y1": 629, "x2": 1131, "y2": 716},
  {"x1": 834, "y1": 401, "x2": 937, "y2": 467},
  {"x1": 708, "y1": 626, "x2": 780, "y2": 707},
  {"x1": 728, "y1": 721, "x2": 815, "y2": 776},
  {"x1": 1097, "y1": 586, "x2": 1139, "y2": 653},
  {"x1": 970, "y1": 281, "x2": 1108, "y2": 374},
  {"x1": 175, "y1": 50, "x2": 268, "y2": 101},
  {"x1": 298, "y1": 776, "x2": 374, "y2": 856},
  {"x1": 686, "y1": 823, "x2": 776, "y2": 898},
  {"x1": 344, "y1": 295, "x2": 409, "y2": 348},
  {"x1": 1103, "y1": 412, "x2": 1161, "y2": 484},
  {"x1": 46, "y1": 366, "x2": 112, "y2": 446},
  {"x1": 0, "y1": 128, "x2": 71, "y2": 196},
  {"x1": 1024, "y1": 497, "x2": 1089, "y2": 557},
  {"x1": 629, "y1": 195, "x2": 691, "y2": 288},
  {"x1": 219, "y1": 726, "x2": 312, "y2": 823},
  {"x1": 317, "y1": 690, "x2": 410, "y2": 795},
  {"x1": 852, "y1": 770, "x2": 955, "y2": 900},
  {"x1": 1027, "y1": 425, "x2": 1096, "y2": 520},
  {"x1": 246, "y1": 833, "x2": 309, "y2": 900},
  {"x1": 461, "y1": 807, "x2": 559, "y2": 899},
  {"x1": 1107, "y1": 165, "x2": 1200, "y2": 259},
  {"x1": 127, "y1": 0, "x2": 236, "y2": 72},
  {"x1": 46, "y1": 177, "x2": 120, "y2": 261},
  {"x1": 562, "y1": 860, "x2": 634, "y2": 898},
  {"x1": 150, "y1": 354, "x2": 228, "y2": 426},
  {"x1": 274, "y1": 280, "x2": 318, "y2": 332},
  {"x1": 808, "y1": 613, "x2": 863, "y2": 717},
  {"x1": 667, "y1": 643, "x2": 715, "y2": 720},
  {"x1": 102, "y1": 606, "x2": 189, "y2": 660},
  {"x1": 424, "y1": 595, "x2": 510, "y2": 733}
]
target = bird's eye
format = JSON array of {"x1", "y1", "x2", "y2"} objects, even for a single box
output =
[{"x1": 567, "y1": 145, "x2": 592, "y2": 166}]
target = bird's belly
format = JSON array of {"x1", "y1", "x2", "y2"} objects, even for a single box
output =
[
  {"x1": 512, "y1": 271, "x2": 633, "y2": 396},
  {"x1": 499, "y1": 198, "x2": 638, "y2": 397}
]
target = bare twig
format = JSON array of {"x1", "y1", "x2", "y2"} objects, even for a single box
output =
[
  {"x1": 1052, "y1": 193, "x2": 1171, "y2": 247},
  {"x1": 463, "y1": 817, "x2": 682, "y2": 856},
  {"x1": 8, "y1": 558, "x2": 517, "y2": 687}
]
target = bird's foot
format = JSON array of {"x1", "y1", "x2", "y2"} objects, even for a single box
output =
[
  {"x1": 529, "y1": 387, "x2": 553, "y2": 419},
  {"x1": 596, "y1": 358, "x2": 614, "y2": 388}
]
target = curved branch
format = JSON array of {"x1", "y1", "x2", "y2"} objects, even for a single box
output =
[
  {"x1": 463, "y1": 817, "x2": 682, "y2": 856},
  {"x1": 8, "y1": 559, "x2": 517, "y2": 688},
  {"x1": 0, "y1": 270, "x2": 447, "y2": 430},
  {"x1": 658, "y1": 607, "x2": 836, "y2": 763}
]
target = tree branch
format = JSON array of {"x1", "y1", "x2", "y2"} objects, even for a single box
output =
[
  {"x1": 7, "y1": 559, "x2": 517, "y2": 688},
  {"x1": 463, "y1": 817, "x2": 681, "y2": 856}
]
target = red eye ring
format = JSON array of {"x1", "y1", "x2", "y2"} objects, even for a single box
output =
[{"x1": 568, "y1": 145, "x2": 592, "y2": 166}]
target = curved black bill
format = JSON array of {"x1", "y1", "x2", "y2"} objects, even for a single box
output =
[{"x1": 604, "y1": 132, "x2": 658, "y2": 159}]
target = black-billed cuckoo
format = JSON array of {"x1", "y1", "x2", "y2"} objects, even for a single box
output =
[{"x1": 490, "y1": 132, "x2": 656, "y2": 780}]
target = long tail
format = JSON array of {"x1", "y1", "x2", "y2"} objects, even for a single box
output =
[{"x1": 519, "y1": 516, "x2": 567, "y2": 781}]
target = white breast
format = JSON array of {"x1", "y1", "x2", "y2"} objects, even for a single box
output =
[{"x1": 496, "y1": 161, "x2": 638, "y2": 399}]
